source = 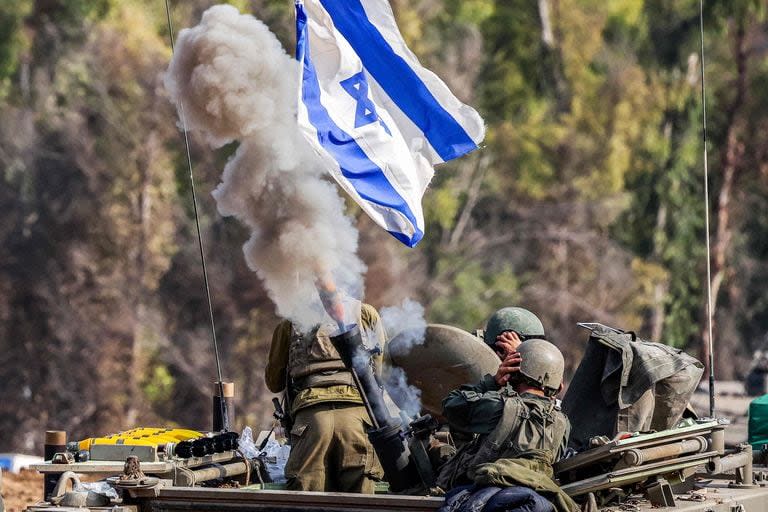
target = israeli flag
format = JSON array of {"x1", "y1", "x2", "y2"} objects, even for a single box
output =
[{"x1": 295, "y1": 0, "x2": 485, "y2": 247}]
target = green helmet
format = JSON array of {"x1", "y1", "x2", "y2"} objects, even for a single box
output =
[
  {"x1": 484, "y1": 307, "x2": 545, "y2": 347},
  {"x1": 517, "y1": 338, "x2": 564, "y2": 396}
]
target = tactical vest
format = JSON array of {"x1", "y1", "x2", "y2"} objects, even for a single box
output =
[
  {"x1": 437, "y1": 390, "x2": 569, "y2": 489},
  {"x1": 287, "y1": 302, "x2": 365, "y2": 390}
]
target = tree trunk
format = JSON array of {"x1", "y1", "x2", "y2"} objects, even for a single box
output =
[
  {"x1": 537, "y1": 0, "x2": 555, "y2": 47},
  {"x1": 538, "y1": 0, "x2": 570, "y2": 112},
  {"x1": 448, "y1": 155, "x2": 488, "y2": 250}
]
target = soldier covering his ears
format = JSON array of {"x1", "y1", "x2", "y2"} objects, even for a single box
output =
[
  {"x1": 436, "y1": 337, "x2": 571, "y2": 491},
  {"x1": 483, "y1": 307, "x2": 547, "y2": 386},
  {"x1": 478, "y1": 306, "x2": 704, "y2": 450}
]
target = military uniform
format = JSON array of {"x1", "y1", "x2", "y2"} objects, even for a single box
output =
[
  {"x1": 265, "y1": 303, "x2": 385, "y2": 492},
  {"x1": 436, "y1": 374, "x2": 570, "y2": 490},
  {"x1": 563, "y1": 325, "x2": 704, "y2": 451}
]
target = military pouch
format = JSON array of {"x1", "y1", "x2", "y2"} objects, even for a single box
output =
[
  {"x1": 290, "y1": 422, "x2": 308, "y2": 444},
  {"x1": 435, "y1": 439, "x2": 478, "y2": 490},
  {"x1": 472, "y1": 396, "x2": 524, "y2": 465},
  {"x1": 296, "y1": 370, "x2": 356, "y2": 389}
]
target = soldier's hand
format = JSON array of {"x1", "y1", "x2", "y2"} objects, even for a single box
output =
[
  {"x1": 494, "y1": 351, "x2": 522, "y2": 387},
  {"x1": 494, "y1": 331, "x2": 522, "y2": 359}
]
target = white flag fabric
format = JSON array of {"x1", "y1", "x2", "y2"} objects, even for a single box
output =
[{"x1": 295, "y1": 0, "x2": 485, "y2": 247}]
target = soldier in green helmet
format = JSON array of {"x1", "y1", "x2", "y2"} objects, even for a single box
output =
[
  {"x1": 478, "y1": 306, "x2": 703, "y2": 450},
  {"x1": 435, "y1": 338, "x2": 574, "y2": 509},
  {"x1": 483, "y1": 306, "x2": 547, "y2": 388}
]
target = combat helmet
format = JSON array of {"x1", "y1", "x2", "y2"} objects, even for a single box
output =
[
  {"x1": 516, "y1": 338, "x2": 564, "y2": 396},
  {"x1": 484, "y1": 307, "x2": 545, "y2": 347}
]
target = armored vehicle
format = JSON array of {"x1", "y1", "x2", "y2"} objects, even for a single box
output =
[{"x1": 23, "y1": 323, "x2": 768, "y2": 512}]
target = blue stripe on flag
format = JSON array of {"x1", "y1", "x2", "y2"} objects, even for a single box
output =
[
  {"x1": 319, "y1": 0, "x2": 477, "y2": 162},
  {"x1": 296, "y1": 3, "x2": 423, "y2": 247}
]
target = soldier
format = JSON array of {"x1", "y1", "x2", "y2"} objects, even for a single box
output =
[
  {"x1": 264, "y1": 298, "x2": 385, "y2": 493},
  {"x1": 436, "y1": 339, "x2": 570, "y2": 490},
  {"x1": 481, "y1": 306, "x2": 704, "y2": 450},
  {"x1": 482, "y1": 307, "x2": 547, "y2": 387}
]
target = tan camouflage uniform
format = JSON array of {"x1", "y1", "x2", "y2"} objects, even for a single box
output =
[{"x1": 265, "y1": 303, "x2": 385, "y2": 493}]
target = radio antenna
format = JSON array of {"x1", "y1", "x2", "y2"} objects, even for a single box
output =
[
  {"x1": 163, "y1": 0, "x2": 229, "y2": 431},
  {"x1": 698, "y1": 0, "x2": 716, "y2": 419}
]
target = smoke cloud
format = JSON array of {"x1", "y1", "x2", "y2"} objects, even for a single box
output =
[
  {"x1": 381, "y1": 299, "x2": 427, "y2": 350},
  {"x1": 381, "y1": 299, "x2": 427, "y2": 418},
  {"x1": 165, "y1": 5, "x2": 365, "y2": 328}
]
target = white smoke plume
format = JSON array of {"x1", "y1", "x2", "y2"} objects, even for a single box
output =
[
  {"x1": 164, "y1": 5, "x2": 365, "y2": 328},
  {"x1": 381, "y1": 298, "x2": 427, "y2": 349},
  {"x1": 381, "y1": 299, "x2": 427, "y2": 418},
  {"x1": 384, "y1": 366, "x2": 422, "y2": 419}
]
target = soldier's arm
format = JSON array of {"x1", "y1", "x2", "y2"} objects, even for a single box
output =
[
  {"x1": 264, "y1": 320, "x2": 292, "y2": 393},
  {"x1": 442, "y1": 384, "x2": 506, "y2": 435},
  {"x1": 477, "y1": 374, "x2": 501, "y2": 392},
  {"x1": 361, "y1": 303, "x2": 386, "y2": 378}
]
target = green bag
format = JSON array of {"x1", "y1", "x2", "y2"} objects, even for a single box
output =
[{"x1": 748, "y1": 394, "x2": 768, "y2": 449}]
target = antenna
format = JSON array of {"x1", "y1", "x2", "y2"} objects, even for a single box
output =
[
  {"x1": 163, "y1": 0, "x2": 229, "y2": 431},
  {"x1": 698, "y1": 0, "x2": 716, "y2": 419}
]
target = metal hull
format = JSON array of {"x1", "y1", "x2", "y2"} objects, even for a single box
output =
[{"x1": 25, "y1": 480, "x2": 768, "y2": 512}]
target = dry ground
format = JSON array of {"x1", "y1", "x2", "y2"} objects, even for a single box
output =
[{"x1": 1, "y1": 470, "x2": 42, "y2": 512}]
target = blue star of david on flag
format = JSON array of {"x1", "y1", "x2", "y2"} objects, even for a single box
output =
[
  {"x1": 340, "y1": 71, "x2": 391, "y2": 135},
  {"x1": 296, "y1": 0, "x2": 485, "y2": 247}
]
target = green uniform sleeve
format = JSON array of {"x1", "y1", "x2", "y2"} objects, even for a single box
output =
[
  {"x1": 442, "y1": 379, "x2": 508, "y2": 435},
  {"x1": 265, "y1": 320, "x2": 292, "y2": 393},
  {"x1": 477, "y1": 374, "x2": 501, "y2": 392}
]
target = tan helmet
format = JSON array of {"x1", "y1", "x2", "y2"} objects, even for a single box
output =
[{"x1": 517, "y1": 339, "x2": 564, "y2": 396}]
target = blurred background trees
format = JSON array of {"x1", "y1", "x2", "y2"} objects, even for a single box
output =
[{"x1": 1, "y1": 0, "x2": 767, "y2": 451}]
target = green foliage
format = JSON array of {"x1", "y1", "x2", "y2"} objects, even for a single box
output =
[
  {"x1": 443, "y1": 0, "x2": 495, "y2": 26},
  {"x1": 424, "y1": 184, "x2": 461, "y2": 232},
  {"x1": 142, "y1": 363, "x2": 176, "y2": 406},
  {"x1": 29, "y1": 0, "x2": 114, "y2": 45},
  {"x1": 3, "y1": 0, "x2": 768, "y2": 450},
  {"x1": 430, "y1": 260, "x2": 520, "y2": 329},
  {"x1": 478, "y1": 1, "x2": 544, "y2": 122},
  {"x1": 0, "y1": 1, "x2": 31, "y2": 98}
]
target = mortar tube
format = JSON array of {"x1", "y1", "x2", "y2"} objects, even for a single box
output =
[
  {"x1": 330, "y1": 325, "x2": 429, "y2": 491},
  {"x1": 367, "y1": 423, "x2": 420, "y2": 492},
  {"x1": 329, "y1": 324, "x2": 395, "y2": 429}
]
